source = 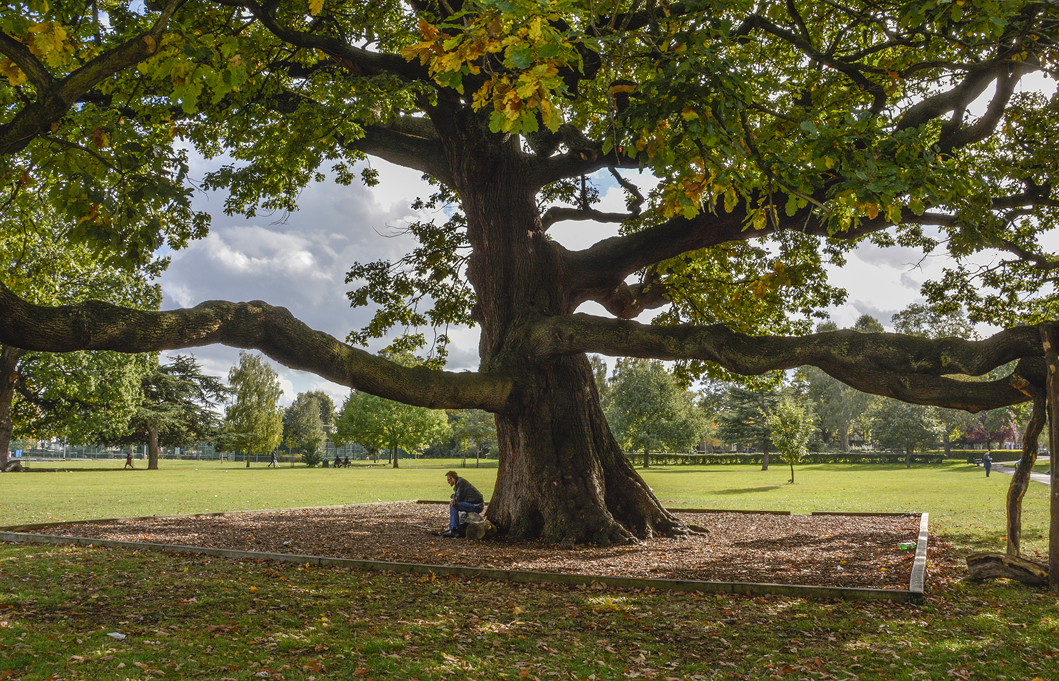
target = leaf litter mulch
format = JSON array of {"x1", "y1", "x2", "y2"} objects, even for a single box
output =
[{"x1": 22, "y1": 503, "x2": 921, "y2": 590}]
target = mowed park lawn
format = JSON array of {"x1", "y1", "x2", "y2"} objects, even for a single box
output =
[{"x1": 1, "y1": 458, "x2": 1057, "y2": 681}]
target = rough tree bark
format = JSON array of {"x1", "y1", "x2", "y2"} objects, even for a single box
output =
[
  {"x1": 1006, "y1": 381, "x2": 1044, "y2": 557},
  {"x1": 441, "y1": 113, "x2": 682, "y2": 546},
  {"x1": 147, "y1": 421, "x2": 160, "y2": 470},
  {"x1": 0, "y1": 345, "x2": 26, "y2": 471},
  {"x1": 1042, "y1": 324, "x2": 1059, "y2": 593}
]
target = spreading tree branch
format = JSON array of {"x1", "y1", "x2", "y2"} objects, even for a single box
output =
[
  {"x1": 565, "y1": 193, "x2": 900, "y2": 307},
  {"x1": 0, "y1": 0, "x2": 185, "y2": 154},
  {"x1": 214, "y1": 0, "x2": 426, "y2": 81},
  {"x1": 0, "y1": 32, "x2": 53, "y2": 91},
  {"x1": 542, "y1": 167, "x2": 643, "y2": 229},
  {"x1": 0, "y1": 284, "x2": 513, "y2": 413},
  {"x1": 526, "y1": 313, "x2": 1048, "y2": 411},
  {"x1": 340, "y1": 120, "x2": 450, "y2": 183}
]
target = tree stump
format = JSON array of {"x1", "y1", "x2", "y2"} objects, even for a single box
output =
[
  {"x1": 465, "y1": 517, "x2": 497, "y2": 541},
  {"x1": 966, "y1": 553, "x2": 1049, "y2": 587}
]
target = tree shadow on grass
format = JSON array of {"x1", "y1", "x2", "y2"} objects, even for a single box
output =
[{"x1": 711, "y1": 486, "x2": 785, "y2": 496}]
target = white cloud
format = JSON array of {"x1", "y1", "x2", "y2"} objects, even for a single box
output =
[
  {"x1": 306, "y1": 378, "x2": 353, "y2": 407},
  {"x1": 852, "y1": 240, "x2": 936, "y2": 271},
  {"x1": 159, "y1": 158, "x2": 473, "y2": 398},
  {"x1": 898, "y1": 271, "x2": 921, "y2": 290}
]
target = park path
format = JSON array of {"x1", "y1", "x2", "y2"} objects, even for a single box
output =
[{"x1": 992, "y1": 456, "x2": 1051, "y2": 486}]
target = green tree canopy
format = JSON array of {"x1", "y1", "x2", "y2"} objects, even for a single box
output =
[
  {"x1": 892, "y1": 303, "x2": 978, "y2": 341},
  {"x1": 3, "y1": 1, "x2": 1059, "y2": 543},
  {"x1": 800, "y1": 318, "x2": 881, "y2": 452},
  {"x1": 0, "y1": 196, "x2": 161, "y2": 467},
  {"x1": 604, "y1": 359, "x2": 704, "y2": 468},
  {"x1": 717, "y1": 384, "x2": 779, "y2": 466},
  {"x1": 765, "y1": 394, "x2": 817, "y2": 483},
  {"x1": 451, "y1": 409, "x2": 498, "y2": 460},
  {"x1": 100, "y1": 354, "x2": 230, "y2": 469},
  {"x1": 223, "y1": 351, "x2": 283, "y2": 466},
  {"x1": 335, "y1": 389, "x2": 450, "y2": 468},
  {"x1": 283, "y1": 392, "x2": 327, "y2": 467},
  {"x1": 867, "y1": 398, "x2": 944, "y2": 467}
]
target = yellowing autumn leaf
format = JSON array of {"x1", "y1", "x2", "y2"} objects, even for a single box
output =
[
  {"x1": 308, "y1": 0, "x2": 324, "y2": 16},
  {"x1": 540, "y1": 99, "x2": 562, "y2": 132},
  {"x1": 0, "y1": 60, "x2": 26, "y2": 86},
  {"x1": 28, "y1": 21, "x2": 73, "y2": 68}
]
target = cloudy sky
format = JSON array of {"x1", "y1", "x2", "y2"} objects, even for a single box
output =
[{"x1": 156, "y1": 151, "x2": 957, "y2": 407}]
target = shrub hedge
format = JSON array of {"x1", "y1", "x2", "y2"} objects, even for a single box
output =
[{"x1": 624, "y1": 451, "x2": 951, "y2": 465}]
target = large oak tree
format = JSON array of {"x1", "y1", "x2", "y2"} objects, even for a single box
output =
[{"x1": 2, "y1": 1, "x2": 1059, "y2": 546}]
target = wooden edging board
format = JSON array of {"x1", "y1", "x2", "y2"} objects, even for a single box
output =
[{"x1": 0, "y1": 505, "x2": 928, "y2": 604}]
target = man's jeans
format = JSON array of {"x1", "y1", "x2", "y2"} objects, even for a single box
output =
[{"x1": 450, "y1": 501, "x2": 485, "y2": 530}]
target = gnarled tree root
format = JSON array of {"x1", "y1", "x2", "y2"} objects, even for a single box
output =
[{"x1": 966, "y1": 553, "x2": 1049, "y2": 587}]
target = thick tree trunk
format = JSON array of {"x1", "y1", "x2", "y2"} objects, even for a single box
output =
[
  {"x1": 943, "y1": 432, "x2": 952, "y2": 457},
  {"x1": 839, "y1": 426, "x2": 850, "y2": 453},
  {"x1": 392, "y1": 445, "x2": 399, "y2": 468},
  {"x1": 487, "y1": 355, "x2": 685, "y2": 546},
  {"x1": 642, "y1": 445, "x2": 650, "y2": 469},
  {"x1": 148, "y1": 422, "x2": 160, "y2": 470},
  {"x1": 0, "y1": 346, "x2": 25, "y2": 471},
  {"x1": 1007, "y1": 390, "x2": 1045, "y2": 557},
  {"x1": 1041, "y1": 324, "x2": 1059, "y2": 593},
  {"x1": 761, "y1": 446, "x2": 769, "y2": 471},
  {"x1": 447, "y1": 116, "x2": 683, "y2": 545}
]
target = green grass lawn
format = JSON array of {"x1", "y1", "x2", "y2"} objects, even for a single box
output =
[
  {"x1": 2, "y1": 459, "x2": 1048, "y2": 556},
  {"x1": 0, "y1": 458, "x2": 499, "y2": 526},
  {"x1": 2, "y1": 459, "x2": 1056, "y2": 681}
]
